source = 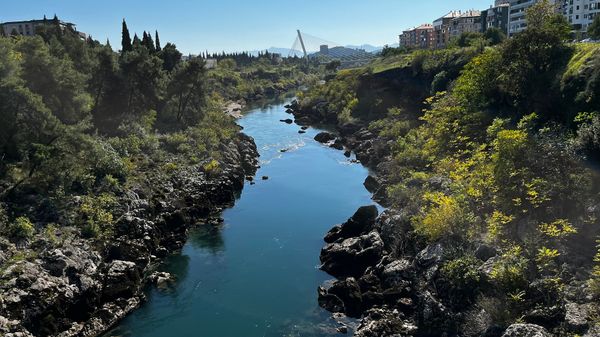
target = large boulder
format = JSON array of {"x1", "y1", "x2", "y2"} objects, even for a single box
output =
[
  {"x1": 324, "y1": 206, "x2": 379, "y2": 243},
  {"x1": 564, "y1": 302, "x2": 592, "y2": 333},
  {"x1": 314, "y1": 132, "x2": 336, "y2": 143},
  {"x1": 354, "y1": 308, "x2": 417, "y2": 337},
  {"x1": 381, "y1": 259, "x2": 414, "y2": 288},
  {"x1": 321, "y1": 231, "x2": 384, "y2": 278},
  {"x1": 102, "y1": 260, "x2": 141, "y2": 300},
  {"x1": 501, "y1": 324, "x2": 551, "y2": 337},
  {"x1": 318, "y1": 277, "x2": 363, "y2": 317}
]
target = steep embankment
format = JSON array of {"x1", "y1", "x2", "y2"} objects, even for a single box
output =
[
  {"x1": 291, "y1": 42, "x2": 600, "y2": 337},
  {"x1": 0, "y1": 133, "x2": 258, "y2": 337}
]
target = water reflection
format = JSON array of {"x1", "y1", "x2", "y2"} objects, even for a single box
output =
[{"x1": 188, "y1": 225, "x2": 225, "y2": 254}]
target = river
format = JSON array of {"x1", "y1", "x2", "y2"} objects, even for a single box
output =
[{"x1": 104, "y1": 98, "x2": 377, "y2": 337}]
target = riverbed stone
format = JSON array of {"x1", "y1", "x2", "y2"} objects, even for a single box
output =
[
  {"x1": 501, "y1": 324, "x2": 551, "y2": 337},
  {"x1": 321, "y1": 231, "x2": 384, "y2": 278}
]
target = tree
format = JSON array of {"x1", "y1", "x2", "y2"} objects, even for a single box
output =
[
  {"x1": 159, "y1": 42, "x2": 182, "y2": 72},
  {"x1": 484, "y1": 27, "x2": 506, "y2": 45},
  {"x1": 525, "y1": 0, "x2": 571, "y2": 40},
  {"x1": 142, "y1": 31, "x2": 155, "y2": 53},
  {"x1": 495, "y1": 0, "x2": 573, "y2": 118},
  {"x1": 15, "y1": 37, "x2": 92, "y2": 125},
  {"x1": 589, "y1": 15, "x2": 600, "y2": 40},
  {"x1": 163, "y1": 57, "x2": 207, "y2": 125},
  {"x1": 325, "y1": 60, "x2": 341, "y2": 72},
  {"x1": 155, "y1": 30, "x2": 161, "y2": 51},
  {"x1": 121, "y1": 19, "x2": 132, "y2": 52}
]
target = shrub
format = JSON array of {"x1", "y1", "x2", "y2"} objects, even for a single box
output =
[
  {"x1": 77, "y1": 193, "x2": 116, "y2": 238},
  {"x1": 490, "y1": 245, "x2": 529, "y2": 293},
  {"x1": 440, "y1": 255, "x2": 482, "y2": 306},
  {"x1": 202, "y1": 159, "x2": 221, "y2": 175},
  {"x1": 8, "y1": 217, "x2": 35, "y2": 240},
  {"x1": 415, "y1": 192, "x2": 474, "y2": 241}
]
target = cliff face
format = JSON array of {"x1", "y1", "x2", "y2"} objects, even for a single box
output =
[{"x1": 0, "y1": 133, "x2": 259, "y2": 337}]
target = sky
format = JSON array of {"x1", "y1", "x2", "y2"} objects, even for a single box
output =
[{"x1": 1, "y1": 0, "x2": 493, "y2": 54}]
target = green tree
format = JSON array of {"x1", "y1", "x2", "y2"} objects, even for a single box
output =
[
  {"x1": 496, "y1": 0, "x2": 573, "y2": 117},
  {"x1": 589, "y1": 15, "x2": 600, "y2": 40},
  {"x1": 159, "y1": 42, "x2": 183, "y2": 72},
  {"x1": 15, "y1": 37, "x2": 92, "y2": 125},
  {"x1": 121, "y1": 19, "x2": 132, "y2": 52},
  {"x1": 155, "y1": 30, "x2": 161, "y2": 51},
  {"x1": 484, "y1": 27, "x2": 506, "y2": 45},
  {"x1": 163, "y1": 57, "x2": 207, "y2": 125}
]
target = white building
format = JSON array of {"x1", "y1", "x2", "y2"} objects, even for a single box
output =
[
  {"x1": 560, "y1": 0, "x2": 600, "y2": 34},
  {"x1": 508, "y1": 0, "x2": 599, "y2": 37},
  {"x1": 1, "y1": 18, "x2": 78, "y2": 37},
  {"x1": 508, "y1": 0, "x2": 541, "y2": 36}
]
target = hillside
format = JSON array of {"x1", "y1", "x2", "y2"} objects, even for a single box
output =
[{"x1": 291, "y1": 7, "x2": 600, "y2": 337}]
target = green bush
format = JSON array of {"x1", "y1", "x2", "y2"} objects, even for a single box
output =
[
  {"x1": 440, "y1": 255, "x2": 482, "y2": 306},
  {"x1": 8, "y1": 217, "x2": 35, "y2": 240}
]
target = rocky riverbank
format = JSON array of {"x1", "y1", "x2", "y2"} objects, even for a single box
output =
[
  {"x1": 288, "y1": 99, "x2": 600, "y2": 337},
  {"x1": 0, "y1": 133, "x2": 259, "y2": 337}
]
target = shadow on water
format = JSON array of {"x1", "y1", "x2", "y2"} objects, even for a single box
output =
[{"x1": 188, "y1": 225, "x2": 225, "y2": 254}]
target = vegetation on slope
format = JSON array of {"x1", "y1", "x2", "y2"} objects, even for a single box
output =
[{"x1": 303, "y1": 1, "x2": 600, "y2": 332}]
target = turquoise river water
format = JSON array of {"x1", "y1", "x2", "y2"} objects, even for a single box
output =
[{"x1": 104, "y1": 98, "x2": 377, "y2": 337}]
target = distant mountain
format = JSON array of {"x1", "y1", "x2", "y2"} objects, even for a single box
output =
[
  {"x1": 247, "y1": 43, "x2": 400, "y2": 58},
  {"x1": 344, "y1": 44, "x2": 382, "y2": 53},
  {"x1": 248, "y1": 47, "x2": 304, "y2": 57}
]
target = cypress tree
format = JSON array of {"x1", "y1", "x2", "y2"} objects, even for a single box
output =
[
  {"x1": 155, "y1": 30, "x2": 161, "y2": 52},
  {"x1": 121, "y1": 19, "x2": 132, "y2": 52},
  {"x1": 132, "y1": 33, "x2": 141, "y2": 48}
]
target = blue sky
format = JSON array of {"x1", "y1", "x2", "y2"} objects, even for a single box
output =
[{"x1": 2, "y1": 0, "x2": 492, "y2": 54}]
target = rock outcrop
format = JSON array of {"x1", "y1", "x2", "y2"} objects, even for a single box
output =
[{"x1": 0, "y1": 132, "x2": 259, "y2": 337}]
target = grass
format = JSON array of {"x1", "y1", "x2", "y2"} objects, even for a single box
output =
[{"x1": 563, "y1": 42, "x2": 600, "y2": 80}]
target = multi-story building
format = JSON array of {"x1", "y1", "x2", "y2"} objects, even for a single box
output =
[
  {"x1": 560, "y1": 0, "x2": 600, "y2": 35},
  {"x1": 399, "y1": 24, "x2": 435, "y2": 49},
  {"x1": 433, "y1": 11, "x2": 462, "y2": 49},
  {"x1": 0, "y1": 17, "x2": 81, "y2": 38},
  {"x1": 508, "y1": 0, "x2": 537, "y2": 36},
  {"x1": 450, "y1": 10, "x2": 483, "y2": 38},
  {"x1": 482, "y1": 2, "x2": 510, "y2": 34}
]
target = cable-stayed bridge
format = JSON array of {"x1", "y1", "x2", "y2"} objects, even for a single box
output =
[{"x1": 289, "y1": 30, "x2": 376, "y2": 65}]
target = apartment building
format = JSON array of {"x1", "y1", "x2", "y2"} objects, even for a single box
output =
[
  {"x1": 399, "y1": 24, "x2": 435, "y2": 49},
  {"x1": 482, "y1": 3, "x2": 510, "y2": 34},
  {"x1": 450, "y1": 10, "x2": 483, "y2": 38},
  {"x1": 433, "y1": 11, "x2": 462, "y2": 48},
  {"x1": 560, "y1": 0, "x2": 600, "y2": 34}
]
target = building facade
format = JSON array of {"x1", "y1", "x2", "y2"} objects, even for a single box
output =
[
  {"x1": 482, "y1": 3, "x2": 510, "y2": 33},
  {"x1": 399, "y1": 24, "x2": 435, "y2": 49},
  {"x1": 433, "y1": 11, "x2": 462, "y2": 49},
  {"x1": 450, "y1": 10, "x2": 483, "y2": 38},
  {"x1": 560, "y1": 0, "x2": 600, "y2": 35},
  {"x1": 1, "y1": 18, "x2": 79, "y2": 37}
]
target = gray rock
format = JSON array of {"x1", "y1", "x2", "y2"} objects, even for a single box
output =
[
  {"x1": 501, "y1": 324, "x2": 550, "y2": 337},
  {"x1": 565, "y1": 302, "x2": 591, "y2": 333},
  {"x1": 103, "y1": 260, "x2": 140, "y2": 300},
  {"x1": 321, "y1": 231, "x2": 384, "y2": 278},
  {"x1": 381, "y1": 259, "x2": 413, "y2": 288},
  {"x1": 314, "y1": 132, "x2": 336, "y2": 143},
  {"x1": 583, "y1": 325, "x2": 600, "y2": 337},
  {"x1": 416, "y1": 243, "x2": 444, "y2": 267}
]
